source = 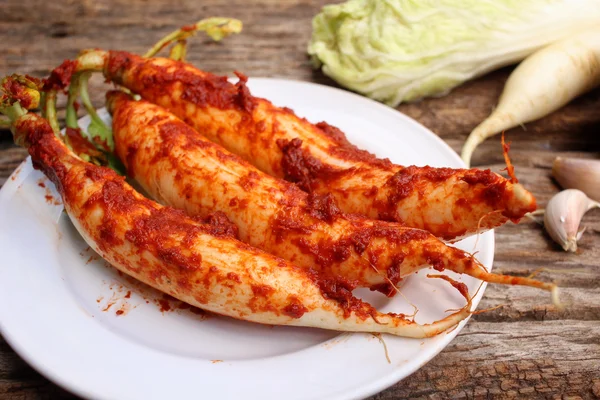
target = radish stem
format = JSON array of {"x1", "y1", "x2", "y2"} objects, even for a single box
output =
[
  {"x1": 144, "y1": 17, "x2": 242, "y2": 58},
  {"x1": 169, "y1": 39, "x2": 188, "y2": 61},
  {"x1": 79, "y1": 72, "x2": 114, "y2": 151},
  {"x1": 41, "y1": 90, "x2": 60, "y2": 135},
  {"x1": 65, "y1": 73, "x2": 80, "y2": 129}
]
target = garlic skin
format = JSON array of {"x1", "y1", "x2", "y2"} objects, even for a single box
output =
[
  {"x1": 552, "y1": 157, "x2": 600, "y2": 202},
  {"x1": 544, "y1": 189, "x2": 599, "y2": 252}
]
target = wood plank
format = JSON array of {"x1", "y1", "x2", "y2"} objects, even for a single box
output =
[{"x1": 377, "y1": 320, "x2": 600, "y2": 399}]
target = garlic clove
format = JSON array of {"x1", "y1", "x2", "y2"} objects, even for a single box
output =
[
  {"x1": 544, "y1": 189, "x2": 599, "y2": 252},
  {"x1": 552, "y1": 157, "x2": 600, "y2": 202}
]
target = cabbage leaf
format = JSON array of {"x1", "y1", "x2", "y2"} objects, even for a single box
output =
[{"x1": 308, "y1": 0, "x2": 600, "y2": 106}]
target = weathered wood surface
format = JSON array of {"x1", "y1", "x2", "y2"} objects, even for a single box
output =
[{"x1": 1, "y1": 1, "x2": 599, "y2": 399}]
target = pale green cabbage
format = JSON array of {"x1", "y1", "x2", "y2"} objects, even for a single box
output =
[{"x1": 308, "y1": 0, "x2": 600, "y2": 106}]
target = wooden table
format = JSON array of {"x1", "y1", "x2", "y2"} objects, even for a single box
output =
[{"x1": 1, "y1": 1, "x2": 599, "y2": 399}]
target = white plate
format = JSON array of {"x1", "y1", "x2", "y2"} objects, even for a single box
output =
[{"x1": 0, "y1": 78, "x2": 493, "y2": 400}]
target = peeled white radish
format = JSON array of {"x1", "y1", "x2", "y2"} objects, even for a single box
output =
[{"x1": 461, "y1": 29, "x2": 600, "y2": 167}]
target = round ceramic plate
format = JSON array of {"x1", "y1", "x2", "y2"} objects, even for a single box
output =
[{"x1": 0, "y1": 78, "x2": 494, "y2": 400}]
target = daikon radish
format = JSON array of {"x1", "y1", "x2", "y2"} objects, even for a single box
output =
[{"x1": 461, "y1": 29, "x2": 600, "y2": 167}]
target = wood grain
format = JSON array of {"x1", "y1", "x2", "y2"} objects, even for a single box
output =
[{"x1": 1, "y1": 1, "x2": 599, "y2": 399}]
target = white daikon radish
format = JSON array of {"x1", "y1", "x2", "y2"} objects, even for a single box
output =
[{"x1": 461, "y1": 29, "x2": 600, "y2": 167}]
